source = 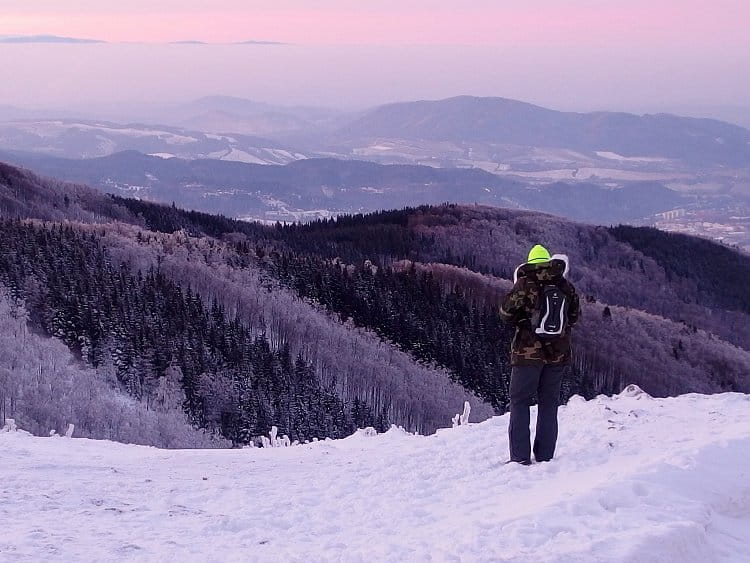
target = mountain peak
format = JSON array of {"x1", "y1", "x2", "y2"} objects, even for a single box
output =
[{"x1": 339, "y1": 95, "x2": 750, "y2": 165}]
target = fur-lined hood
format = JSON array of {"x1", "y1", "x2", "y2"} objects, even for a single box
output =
[{"x1": 513, "y1": 254, "x2": 570, "y2": 284}]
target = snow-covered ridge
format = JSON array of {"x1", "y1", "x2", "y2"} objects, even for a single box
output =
[
  {"x1": 0, "y1": 120, "x2": 310, "y2": 164},
  {"x1": 2, "y1": 389, "x2": 749, "y2": 562}
]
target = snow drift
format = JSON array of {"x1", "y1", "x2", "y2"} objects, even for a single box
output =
[{"x1": 2, "y1": 389, "x2": 749, "y2": 562}]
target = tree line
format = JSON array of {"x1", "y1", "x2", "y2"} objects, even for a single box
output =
[{"x1": 0, "y1": 219, "x2": 381, "y2": 444}]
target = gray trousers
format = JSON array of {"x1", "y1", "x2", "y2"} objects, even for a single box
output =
[{"x1": 508, "y1": 364, "x2": 564, "y2": 463}]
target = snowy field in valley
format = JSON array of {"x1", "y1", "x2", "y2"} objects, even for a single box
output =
[{"x1": 2, "y1": 388, "x2": 749, "y2": 562}]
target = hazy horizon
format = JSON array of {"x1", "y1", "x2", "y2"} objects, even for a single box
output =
[
  {"x1": 1, "y1": 1, "x2": 749, "y2": 123},
  {"x1": 1, "y1": 44, "x2": 749, "y2": 117}
]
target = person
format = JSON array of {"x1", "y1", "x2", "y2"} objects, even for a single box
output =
[{"x1": 499, "y1": 244, "x2": 580, "y2": 465}]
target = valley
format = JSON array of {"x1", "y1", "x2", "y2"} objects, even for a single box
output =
[
  {"x1": 2, "y1": 95, "x2": 748, "y2": 247},
  {"x1": 1, "y1": 158, "x2": 748, "y2": 451}
]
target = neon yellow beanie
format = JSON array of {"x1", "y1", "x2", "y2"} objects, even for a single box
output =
[{"x1": 527, "y1": 244, "x2": 551, "y2": 264}]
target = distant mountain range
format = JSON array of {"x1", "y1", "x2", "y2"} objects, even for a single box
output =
[
  {"x1": 332, "y1": 96, "x2": 750, "y2": 168},
  {"x1": 172, "y1": 96, "x2": 344, "y2": 136},
  {"x1": 0, "y1": 35, "x2": 105, "y2": 44},
  {"x1": 0, "y1": 120, "x2": 307, "y2": 163},
  {"x1": 4, "y1": 95, "x2": 749, "y2": 171},
  {"x1": 0, "y1": 149, "x2": 684, "y2": 224},
  {"x1": 1, "y1": 94, "x2": 748, "y2": 230}
]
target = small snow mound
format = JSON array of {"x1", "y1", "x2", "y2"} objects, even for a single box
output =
[
  {"x1": 620, "y1": 384, "x2": 651, "y2": 399},
  {"x1": 348, "y1": 427, "x2": 378, "y2": 440},
  {"x1": 567, "y1": 394, "x2": 586, "y2": 404},
  {"x1": 382, "y1": 425, "x2": 412, "y2": 439}
]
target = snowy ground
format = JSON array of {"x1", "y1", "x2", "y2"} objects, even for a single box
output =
[{"x1": 2, "y1": 388, "x2": 750, "y2": 562}]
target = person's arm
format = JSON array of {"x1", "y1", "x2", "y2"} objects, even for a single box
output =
[{"x1": 500, "y1": 278, "x2": 530, "y2": 325}]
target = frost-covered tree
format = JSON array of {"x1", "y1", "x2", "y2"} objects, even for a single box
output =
[{"x1": 0, "y1": 287, "x2": 225, "y2": 447}]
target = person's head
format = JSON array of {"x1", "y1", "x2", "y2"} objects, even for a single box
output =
[{"x1": 527, "y1": 244, "x2": 551, "y2": 265}]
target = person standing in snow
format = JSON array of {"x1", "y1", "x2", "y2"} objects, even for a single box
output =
[{"x1": 499, "y1": 244, "x2": 580, "y2": 465}]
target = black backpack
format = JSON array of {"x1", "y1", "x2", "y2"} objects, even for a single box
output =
[{"x1": 531, "y1": 284, "x2": 569, "y2": 339}]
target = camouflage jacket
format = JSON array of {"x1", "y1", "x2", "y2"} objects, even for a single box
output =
[{"x1": 499, "y1": 257, "x2": 580, "y2": 366}]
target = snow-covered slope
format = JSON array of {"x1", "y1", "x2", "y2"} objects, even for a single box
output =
[
  {"x1": 2, "y1": 389, "x2": 749, "y2": 562},
  {"x1": 0, "y1": 120, "x2": 309, "y2": 163}
]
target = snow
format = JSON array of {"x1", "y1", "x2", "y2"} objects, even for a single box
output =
[
  {"x1": 203, "y1": 148, "x2": 306, "y2": 165},
  {"x1": 530, "y1": 148, "x2": 592, "y2": 162},
  {"x1": 95, "y1": 135, "x2": 116, "y2": 156},
  {"x1": 595, "y1": 151, "x2": 670, "y2": 163},
  {"x1": 205, "y1": 133, "x2": 237, "y2": 143},
  {"x1": 267, "y1": 148, "x2": 307, "y2": 161},
  {"x1": 1, "y1": 390, "x2": 749, "y2": 562},
  {"x1": 470, "y1": 161, "x2": 511, "y2": 173},
  {"x1": 207, "y1": 148, "x2": 269, "y2": 164},
  {"x1": 257, "y1": 195, "x2": 336, "y2": 222},
  {"x1": 504, "y1": 168, "x2": 689, "y2": 182},
  {"x1": 8, "y1": 121, "x2": 199, "y2": 145}
]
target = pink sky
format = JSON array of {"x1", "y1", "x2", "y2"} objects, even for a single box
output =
[
  {"x1": 1, "y1": 1, "x2": 748, "y2": 112},
  {"x1": 2, "y1": 0, "x2": 748, "y2": 46}
]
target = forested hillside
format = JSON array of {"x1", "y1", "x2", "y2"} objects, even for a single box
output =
[
  {"x1": 271, "y1": 257, "x2": 516, "y2": 409},
  {"x1": 609, "y1": 225, "x2": 750, "y2": 314},
  {"x1": 1, "y1": 161, "x2": 748, "y2": 448},
  {"x1": 0, "y1": 216, "x2": 488, "y2": 442},
  {"x1": 107, "y1": 194, "x2": 750, "y2": 400},
  {"x1": 0, "y1": 220, "x2": 361, "y2": 443},
  {"x1": 270, "y1": 205, "x2": 750, "y2": 350},
  {"x1": 256, "y1": 206, "x2": 750, "y2": 395},
  {"x1": 0, "y1": 163, "x2": 490, "y2": 443},
  {"x1": 0, "y1": 288, "x2": 223, "y2": 448}
]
